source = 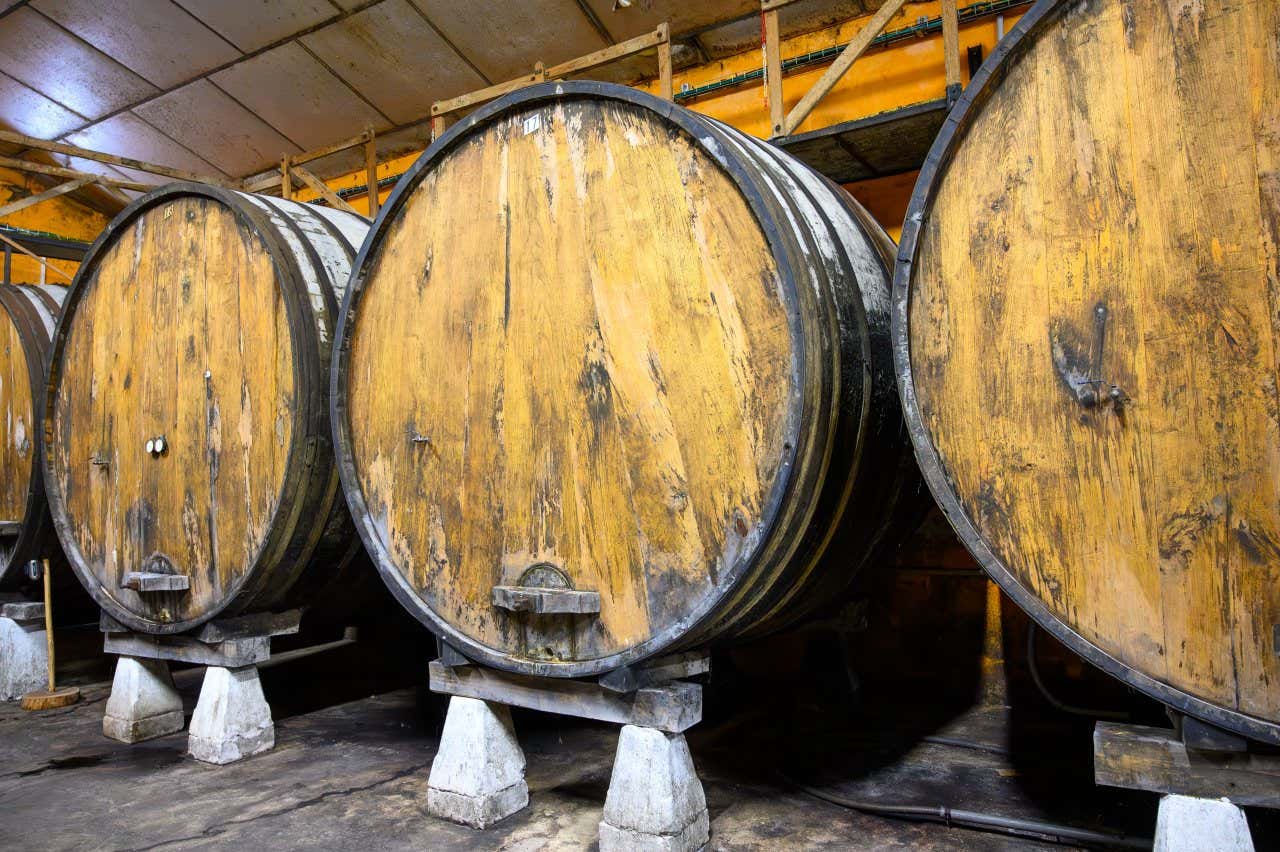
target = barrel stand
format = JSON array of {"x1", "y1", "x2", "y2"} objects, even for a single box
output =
[
  {"x1": 0, "y1": 601, "x2": 47, "y2": 700},
  {"x1": 1093, "y1": 718, "x2": 1277, "y2": 850},
  {"x1": 426, "y1": 644, "x2": 711, "y2": 850},
  {"x1": 99, "y1": 610, "x2": 300, "y2": 764}
]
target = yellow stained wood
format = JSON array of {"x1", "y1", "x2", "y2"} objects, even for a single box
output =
[
  {"x1": 348, "y1": 100, "x2": 794, "y2": 664},
  {"x1": 909, "y1": 0, "x2": 1280, "y2": 723},
  {"x1": 51, "y1": 197, "x2": 294, "y2": 625},
  {"x1": 0, "y1": 303, "x2": 34, "y2": 528}
]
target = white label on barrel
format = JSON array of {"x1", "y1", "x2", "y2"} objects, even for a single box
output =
[{"x1": 522, "y1": 114, "x2": 541, "y2": 135}]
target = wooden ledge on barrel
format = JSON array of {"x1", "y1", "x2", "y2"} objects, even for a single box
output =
[
  {"x1": 0, "y1": 520, "x2": 20, "y2": 537},
  {"x1": 121, "y1": 572, "x2": 190, "y2": 593},
  {"x1": 491, "y1": 585, "x2": 600, "y2": 615}
]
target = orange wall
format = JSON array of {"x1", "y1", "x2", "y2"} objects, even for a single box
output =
[{"x1": 0, "y1": 166, "x2": 109, "y2": 284}]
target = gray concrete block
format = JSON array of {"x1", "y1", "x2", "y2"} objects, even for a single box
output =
[
  {"x1": 1155, "y1": 794, "x2": 1254, "y2": 852},
  {"x1": 427, "y1": 696, "x2": 528, "y2": 828},
  {"x1": 103, "y1": 656, "x2": 184, "y2": 742},
  {"x1": 0, "y1": 617, "x2": 47, "y2": 701},
  {"x1": 600, "y1": 725, "x2": 708, "y2": 852},
  {"x1": 188, "y1": 665, "x2": 274, "y2": 765}
]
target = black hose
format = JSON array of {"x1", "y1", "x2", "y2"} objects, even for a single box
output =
[
  {"x1": 1027, "y1": 623, "x2": 1130, "y2": 721},
  {"x1": 782, "y1": 775, "x2": 1151, "y2": 850}
]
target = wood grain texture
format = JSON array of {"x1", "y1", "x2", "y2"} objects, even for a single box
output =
[
  {"x1": 338, "y1": 84, "x2": 920, "y2": 677},
  {"x1": 51, "y1": 196, "x2": 294, "y2": 627},
  {"x1": 0, "y1": 298, "x2": 34, "y2": 531},
  {"x1": 907, "y1": 0, "x2": 1280, "y2": 727},
  {"x1": 348, "y1": 99, "x2": 796, "y2": 665}
]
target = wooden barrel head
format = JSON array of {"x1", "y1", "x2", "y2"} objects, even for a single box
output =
[
  {"x1": 896, "y1": 0, "x2": 1280, "y2": 740},
  {"x1": 0, "y1": 293, "x2": 38, "y2": 573},
  {"x1": 48, "y1": 191, "x2": 302, "y2": 630},
  {"x1": 341, "y1": 88, "x2": 800, "y2": 674}
]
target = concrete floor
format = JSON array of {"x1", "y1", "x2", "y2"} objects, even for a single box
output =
[{"x1": 0, "y1": 633, "x2": 1184, "y2": 852}]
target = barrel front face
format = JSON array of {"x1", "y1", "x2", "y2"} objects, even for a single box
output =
[
  {"x1": 0, "y1": 288, "x2": 42, "y2": 582},
  {"x1": 341, "y1": 89, "x2": 804, "y2": 675},
  {"x1": 49, "y1": 190, "x2": 307, "y2": 631},
  {"x1": 895, "y1": 0, "x2": 1280, "y2": 740}
]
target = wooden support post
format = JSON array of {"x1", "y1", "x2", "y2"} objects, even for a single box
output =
[
  {"x1": 2, "y1": 245, "x2": 9, "y2": 285},
  {"x1": 763, "y1": 7, "x2": 785, "y2": 137},
  {"x1": 0, "y1": 231, "x2": 73, "y2": 282},
  {"x1": 941, "y1": 0, "x2": 962, "y2": 104},
  {"x1": 780, "y1": 0, "x2": 908, "y2": 136},
  {"x1": 289, "y1": 164, "x2": 361, "y2": 215},
  {"x1": 0, "y1": 177, "x2": 94, "y2": 220},
  {"x1": 280, "y1": 156, "x2": 291, "y2": 201},
  {"x1": 364, "y1": 133, "x2": 379, "y2": 219},
  {"x1": 657, "y1": 23, "x2": 673, "y2": 100}
]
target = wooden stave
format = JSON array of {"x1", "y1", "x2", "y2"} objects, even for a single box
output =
[
  {"x1": 889, "y1": 0, "x2": 1280, "y2": 745},
  {"x1": 0, "y1": 284, "x2": 68, "y2": 591},
  {"x1": 42, "y1": 184, "x2": 370, "y2": 634},
  {"x1": 332, "y1": 82, "x2": 919, "y2": 676}
]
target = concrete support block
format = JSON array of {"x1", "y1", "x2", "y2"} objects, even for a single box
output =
[
  {"x1": 600, "y1": 725, "x2": 709, "y2": 852},
  {"x1": 1155, "y1": 794, "x2": 1254, "y2": 852},
  {"x1": 188, "y1": 665, "x2": 274, "y2": 764},
  {"x1": 427, "y1": 696, "x2": 528, "y2": 828},
  {"x1": 103, "y1": 656, "x2": 184, "y2": 742},
  {"x1": 0, "y1": 616, "x2": 46, "y2": 701}
]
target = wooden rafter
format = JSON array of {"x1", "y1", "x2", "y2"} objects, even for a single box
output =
[
  {"x1": 0, "y1": 155, "x2": 152, "y2": 193},
  {"x1": 776, "y1": 0, "x2": 909, "y2": 137},
  {"x1": 0, "y1": 230, "x2": 74, "y2": 282},
  {"x1": 289, "y1": 164, "x2": 361, "y2": 215},
  {"x1": 0, "y1": 129, "x2": 229, "y2": 187},
  {"x1": 0, "y1": 178, "x2": 94, "y2": 219}
]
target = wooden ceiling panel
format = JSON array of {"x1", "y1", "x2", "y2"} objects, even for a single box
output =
[
  {"x1": 0, "y1": 72, "x2": 85, "y2": 139},
  {"x1": 209, "y1": 41, "x2": 389, "y2": 150},
  {"x1": 0, "y1": 7, "x2": 157, "y2": 119},
  {"x1": 66, "y1": 112, "x2": 228, "y2": 179},
  {"x1": 301, "y1": 0, "x2": 486, "y2": 124},
  {"x1": 33, "y1": 0, "x2": 242, "y2": 88},
  {"x1": 133, "y1": 79, "x2": 302, "y2": 176},
  {"x1": 698, "y1": 0, "x2": 869, "y2": 59},
  {"x1": 578, "y1": 0, "x2": 757, "y2": 39},
  {"x1": 175, "y1": 0, "x2": 338, "y2": 53},
  {"x1": 412, "y1": 0, "x2": 608, "y2": 83}
]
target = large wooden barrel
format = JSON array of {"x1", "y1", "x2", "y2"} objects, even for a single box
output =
[
  {"x1": 0, "y1": 283, "x2": 67, "y2": 594},
  {"x1": 333, "y1": 82, "x2": 920, "y2": 677},
  {"x1": 894, "y1": 0, "x2": 1280, "y2": 742},
  {"x1": 44, "y1": 184, "x2": 370, "y2": 634}
]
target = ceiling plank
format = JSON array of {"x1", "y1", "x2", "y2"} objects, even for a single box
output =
[{"x1": 0, "y1": 128, "x2": 229, "y2": 185}]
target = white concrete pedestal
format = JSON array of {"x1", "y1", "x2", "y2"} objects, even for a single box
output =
[
  {"x1": 1155, "y1": 794, "x2": 1254, "y2": 852},
  {"x1": 103, "y1": 656, "x2": 184, "y2": 742},
  {"x1": 599, "y1": 725, "x2": 709, "y2": 852},
  {"x1": 427, "y1": 696, "x2": 529, "y2": 828},
  {"x1": 188, "y1": 665, "x2": 274, "y2": 764},
  {"x1": 0, "y1": 604, "x2": 47, "y2": 701}
]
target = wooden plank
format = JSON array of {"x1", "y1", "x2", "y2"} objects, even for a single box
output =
[
  {"x1": 0, "y1": 155, "x2": 152, "y2": 192},
  {"x1": 658, "y1": 29, "x2": 674, "y2": 101},
  {"x1": 0, "y1": 178, "x2": 93, "y2": 220},
  {"x1": 193, "y1": 609, "x2": 302, "y2": 643},
  {"x1": 545, "y1": 25, "x2": 667, "y2": 79},
  {"x1": 598, "y1": 651, "x2": 710, "y2": 693},
  {"x1": 289, "y1": 164, "x2": 360, "y2": 215},
  {"x1": 365, "y1": 135, "x2": 379, "y2": 218},
  {"x1": 0, "y1": 231, "x2": 72, "y2": 282},
  {"x1": 432, "y1": 71, "x2": 545, "y2": 118},
  {"x1": 0, "y1": 128, "x2": 228, "y2": 187},
  {"x1": 429, "y1": 660, "x2": 702, "y2": 733},
  {"x1": 1094, "y1": 723, "x2": 1280, "y2": 808},
  {"x1": 291, "y1": 129, "x2": 371, "y2": 168},
  {"x1": 120, "y1": 572, "x2": 190, "y2": 592},
  {"x1": 941, "y1": 0, "x2": 961, "y2": 97},
  {"x1": 491, "y1": 585, "x2": 601, "y2": 614},
  {"x1": 280, "y1": 155, "x2": 291, "y2": 200},
  {"x1": 103, "y1": 632, "x2": 271, "y2": 667},
  {"x1": 762, "y1": 0, "x2": 804, "y2": 10},
  {"x1": 781, "y1": 0, "x2": 909, "y2": 135},
  {"x1": 763, "y1": 8, "x2": 785, "y2": 137}
]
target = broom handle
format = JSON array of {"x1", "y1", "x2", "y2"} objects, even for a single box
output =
[{"x1": 42, "y1": 559, "x2": 54, "y2": 692}]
